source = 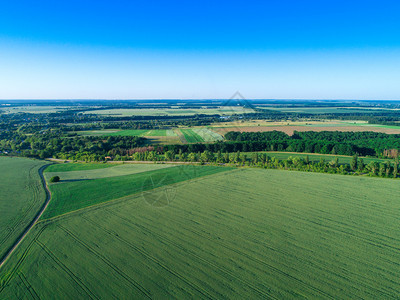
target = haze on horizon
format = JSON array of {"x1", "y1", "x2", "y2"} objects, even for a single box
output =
[{"x1": 1, "y1": 0, "x2": 400, "y2": 100}]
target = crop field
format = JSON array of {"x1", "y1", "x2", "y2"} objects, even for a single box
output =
[
  {"x1": 42, "y1": 165, "x2": 230, "y2": 219},
  {"x1": 1, "y1": 168, "x2": 399, "y2": 298},
  {"x1": 191, "y1": 128, "x2": 224, "y2": 142},
  {"x1": 107, "y1": 129, "x2": 149, "y2": 136},
  {"x1": 0, "y1": 106, "x2": 70, "y2": 114},
  {"x1": 0, "y1": 157, "x2": 47, "y2": 260},
  {"x1": 81, "y1": 129, "x2": 178, "y2": 137},
  {"x1": 82, "y1": 107, "x2": 254, "y2": 117},
  {"x1": 45, "y1": 163, "x2": 174, "y2": 181},
  {"x1": 180, "y1": 129, "x2": 204, "y2": 143},
  {"x1": 145, "y1": 130, "x2": 177, "y2": 137},
  {"x1": 45, "y1": 162, "x2": 114, "y2": 172},
  {"x1": 258, "y1": 106, "x2": 397, "y2": 114},
  {"x1": 214, "y1": 124, "x2": 400, "y2": 135}
]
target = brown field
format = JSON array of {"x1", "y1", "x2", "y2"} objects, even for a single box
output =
[{"x1": 214, "y1": 125, "x2": 400, "y2": 135}]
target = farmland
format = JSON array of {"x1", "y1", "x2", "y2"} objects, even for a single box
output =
[
  {"x1": 0, "y1": 157, "x2": 47, "y2": 261},
  {"x1": 213, "y1": 122, "x2": 400, "y2": 136},
  {"x1": 42, "y1": 165, "x2": 231, "y2": 219},
  {"x1": 83, "y1": 106, "x2": 255, "y2": 117},
  {"x1": 257, "y1": 106, "x2": 398, "y2": 114},
  {"x1": 180, "y1": 129, "x2": 204, "y2": 143},
  {"x1": 79, "y1": 128, "x2": 222, "y2": 143},
  {"x1": 1, "y1": 167, "x2": 399, "y2": 298}
]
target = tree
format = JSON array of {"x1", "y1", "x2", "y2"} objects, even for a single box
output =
[
  {"x1": 358, "y1": 158, "x2": 365, "y2": 172},
  {"x1": 350, "y1": 154, "x2": 358, "y2": 171},
  {"x1": 252, "y1": 152, "x2": 258, "y2": 164},
  {"x1": 50, "y1": 176, "x2": 60, "y2": 183},
  {"x1": 200, "y1": 150, "x2": 213, "y2": 162},
  {"x1": 188, "y1": 152, "x2": 197, "y2": 162},
  {"x1": 234, "y1": 151, "x2": 241, "y2": 163},
  {"x1": 164, "y1": 150, "x2": 174, "y2": 161}
]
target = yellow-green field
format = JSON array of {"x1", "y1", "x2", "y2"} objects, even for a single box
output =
[{"x1": 1, "y1": 165, "x2": 400, "y2": 298}]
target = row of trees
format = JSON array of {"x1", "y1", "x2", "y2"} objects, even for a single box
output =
[{"x1": 106, "y1": 150, "x2": 399, "y2": 179}]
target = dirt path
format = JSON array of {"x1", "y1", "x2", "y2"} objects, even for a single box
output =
[{"x1": 0, "y1": 164, "x2": 52, "y2": 269}]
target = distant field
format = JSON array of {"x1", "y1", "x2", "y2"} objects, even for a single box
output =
[
  {"x1": 0, "y1": 157, "x2": 47, "y2": 260},
  {"x1": 214, "y1": 124, "x2": 400, "y2": 135},
  {"x1": 80, "y1": 129, "x2": 178, "y2": 137},
  {"x1": 45, "y1": 162, "x2": 113, "y2": 172},
  {"x1": 258, "y1": 106, "x2": 396, "y2": 114},
  {"x1": 83, "y1": 107, "x2": 254, "y2": 117},
  {"x1": 180, "y1": 129, "x2": 204, "y2": 143},
  {"x1": 42, "y1": 165, "x2": 231, "y2": 219},
  {"x1": 1, "y1": 168, "x2": 400, "y2": 298},
  {"x1": 45, "y1": 163, "x2": 174, "y2": 181},
  {"x1": 192, "y1": 128, "x2": 224, "y2": 142},
  {"x1": 0, "y1": 106, "x2": 70, "y2": 114}
]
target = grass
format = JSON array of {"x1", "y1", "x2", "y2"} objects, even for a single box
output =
[
  {"x1": 42, "y1": 165, "x2": 231, "y2": 219},
  {"x1": 80, "y1": 129, "x2": 179, "y2": 137},
  {"x1": 45, "y1": 162, "x2": 114, "y2": 172},
  {"x1": 107, "y1": 129, "x2": 149, "y2": 136},
  {"x1": 180, "y1": 129, "x2": 204, "y2": 143},
  {"x1": 192, "y1": 128, "x2": 224, "y2": 142},
  {"x1": 0, "y1": 157, "x2": 47, "y2": 260},
  {"x1": 0, "y1": 106, "x2": 69, "y2": 114},
  {"x1": 1, "y1": 168, "x2": 400, "y2": 298},
  {"x1": 82, "y1": 107, "x2": 254, "y2": 117},
  {"x1": 45, "y1": 163, "x2": 174, "y2": 181},
  {"x1": 144, "y1": 130, "x2": 173, "y2": 136}
]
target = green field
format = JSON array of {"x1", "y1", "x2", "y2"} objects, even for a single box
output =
[
  {"x1": 0, "y1": 157, "x2": 47, "y2": 260},
  {"x1": 45, "y1": 162, "x2": 114, "y2": 172},
  {"x1": 0, "y1": 106, "x2": 70, "y2": 114},
  {"x1": 107, "y1": 129, "x2": 149, "y2": 136},
  {"x1": 144, "y1": 130, "x2": 177, "y2": 137},
  {"x1": 180, "y1": 129, "x2": 204, "y2": 143},
  {"x1": 42, "y1": 165, "x2": 230, "y2": 219},
  {"x1": 45, "y1": 163, "x2": 174, "y2": 181},
  {"x1": 1, "y1": 167, "x2": 399, "y2": 298},
  {"x1": 83, "y1": 107, "x2": 255, "y2": 117},
  {"x1": 192, "y1": 128, "x2": 224, "y2": 142},
  {"x1": 81, "y1": 129, "x2": 179, "y2": 137}
]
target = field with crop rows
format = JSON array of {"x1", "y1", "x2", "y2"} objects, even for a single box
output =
[
  {"x1": 0, "y1": 157, "x2": 47, "y2": 260},
  {"x1": 45, "y1": 163, "x2": 174, "y2": 181},
  {"x1": 191, "y1": 128, "x2": 224, "y2": 142},
  {"x1": 180, "y1": 129, "x2": 204, "y2": 143},
  {"x1": 1, "y1": 167, "x2": 399, "y2": 298},
  {"x1": 45, "y1": 162, "x2": 114, "y2": 172},
  {"x1": 42, "y1": 165, "x2": 230, "y2": 219}
]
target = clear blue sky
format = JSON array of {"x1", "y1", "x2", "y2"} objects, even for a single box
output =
[{"x1": 1, "y1": 0, "x2": 400, "y2": 100}]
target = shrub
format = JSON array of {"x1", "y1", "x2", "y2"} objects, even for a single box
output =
[{"x1": 50, "y1": 176, "x2": 60, "y2": 183}]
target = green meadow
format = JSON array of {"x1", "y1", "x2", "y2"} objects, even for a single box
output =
[
  {"x1": 1, "y1": 166, "x2": 400, "y2": 298},
  {"x1": 0, "y1": 157, "x2": 47, "y2": 260}
]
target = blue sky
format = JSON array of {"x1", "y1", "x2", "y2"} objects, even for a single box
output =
[{"x1": 1, "y1": 0, "x2": 400, "y2": 99}]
